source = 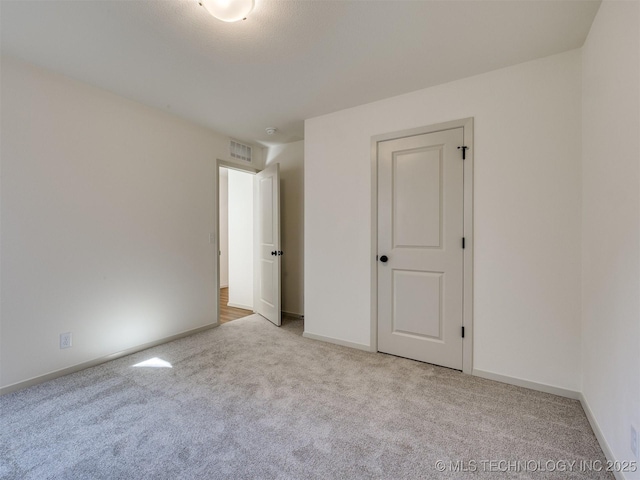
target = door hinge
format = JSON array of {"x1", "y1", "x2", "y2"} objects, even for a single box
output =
[
  {"x1": 462, "y1": 237, "x2": 466, "y2": 249},
  {"x1": 461, "y1": 326, "x2": 465, "y2": 338},
  {"x1": 457, "y1": 145, "x2": 468, "y2": 159}
]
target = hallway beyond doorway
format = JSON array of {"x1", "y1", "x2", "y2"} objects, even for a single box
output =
[{"x1": 220, "y1": 287, "x2": 252, "y2": 324}]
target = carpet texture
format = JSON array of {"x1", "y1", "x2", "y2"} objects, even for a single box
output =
[{"x1": 1, "y1": 315, "x2": 612, "y2": 479}]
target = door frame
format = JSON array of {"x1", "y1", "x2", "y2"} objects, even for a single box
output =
[
  {"x1": 214, "y1": 159, "x2": 259, "y2": 326},
  {"x1": 370, "y1": 118, "x2": 474, "y2": 374}
]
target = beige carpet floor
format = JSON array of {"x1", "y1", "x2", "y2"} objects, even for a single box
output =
[{"x1": 0, "y1": 315, "x2": 612, "y2": 479}]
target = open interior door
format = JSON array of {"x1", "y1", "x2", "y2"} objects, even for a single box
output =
[{"x1": 254, "y1": 163, "x2": 281, "y2": 326}]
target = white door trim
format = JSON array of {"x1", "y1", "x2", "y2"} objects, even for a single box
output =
[{"x1": 370, "y1": 118, "x2": 474, "y2": 374}]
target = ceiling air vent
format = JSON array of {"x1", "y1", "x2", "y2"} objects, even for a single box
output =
[{"x1": 230, "y1": 140, "x2": 252, "y2": 163}]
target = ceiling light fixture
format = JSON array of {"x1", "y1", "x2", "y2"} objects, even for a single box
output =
[{"x1": 199, "y1": 0, "x2": 255, "y2": 22}]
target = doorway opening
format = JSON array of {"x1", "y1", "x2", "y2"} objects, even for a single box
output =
[{"x1": 219, "y1": 167, "x2": 254, "y2": 323}]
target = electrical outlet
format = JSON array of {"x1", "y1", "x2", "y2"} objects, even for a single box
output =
[
  {"x1": 632, "y1": 425, "x2": 639, "y2": 460},
  {"x1": 60, "y1": 332, "x2": 72, "y2": 349}
]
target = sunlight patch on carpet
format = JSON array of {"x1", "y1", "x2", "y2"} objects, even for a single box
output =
[{"x1": 132, "y1": 357, "x2": 172, "y2": 368}]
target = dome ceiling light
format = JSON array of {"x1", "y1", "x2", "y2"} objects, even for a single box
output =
[{"x1": 199, "y1": 0, "x2": 255, "y2": 22}]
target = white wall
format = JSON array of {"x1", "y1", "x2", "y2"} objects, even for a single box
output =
[
  {"x1": 305, "y1": 50, "x2": 583, "y2": 391},
  {"x1": 0, "y1": 56, "x2": 261, "y2": 390},
  {"x1": 581, "y1": 0, "x2": 640, "y2": 473},
  {"x1": 227, "y1": 169, "x2": 254, "y2": 310},
  {"x1": 219, "y1": 169, "x2": 229, "y2": 288},
  {"x1": 265, "y1": 141, "x2": 304, "y2": 316}
]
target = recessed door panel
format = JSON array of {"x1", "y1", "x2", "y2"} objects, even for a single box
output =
[
  {"x1": 393, "y1": 270, "x2": 442, "y2": 339},
  {"x1": 260, "y1": 177, "x2": 274, "y2": 245},
  {"x1": 393, "y1": 147, "x2": 442, "y2": 248},
  {"x1": 260, "y1": 259, "x2": 275, "y2": 307}
]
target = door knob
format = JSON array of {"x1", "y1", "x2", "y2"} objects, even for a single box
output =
[
  {"x1": 271, "y1": 251, "x2": 277, "y2": 256},
  {"x1": 379, "y1": 255, "x2": 388, "y2": 263}
]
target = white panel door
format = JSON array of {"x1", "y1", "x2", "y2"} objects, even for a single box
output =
[
  {"x1": 254, "y1": 163, "x2": 281, "y2": 326},
  {"x1": 377, "y1": 128, "x2": 464, "y2": 369}
]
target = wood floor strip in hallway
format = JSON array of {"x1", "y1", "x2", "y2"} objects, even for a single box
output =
[{"x1": 219, "y1": 287, "x2": 252, "y2": 324}]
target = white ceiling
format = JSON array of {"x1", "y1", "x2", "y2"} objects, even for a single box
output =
[{"x1": 1, "y1": 0, "x2": 600, "y2": 146}]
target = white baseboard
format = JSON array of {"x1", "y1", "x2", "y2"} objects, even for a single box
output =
[
  {"x1": 302, "y1": 331, "x2": 374, "y2": 352},
  {"x1": 0, "y1": 321, "x2": 220, "y2": 396},
  {"x1": 580, "y1": 393, "x2": 627, "y2": 480},
  {"x1": 470, "y1": 370, "x2": 624, "y2": 478},
  {"x1": 472, "y1": 368, "x2": 581, "y2": 400},
  {"x1": 220, "y1": 284, "x2": 228, "y2": 289},
  {"x1": 227, "y1": 302, "x2": 253, "y2": 310}
]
